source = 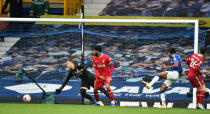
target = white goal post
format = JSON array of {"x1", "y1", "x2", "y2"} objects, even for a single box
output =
[{"x1": 0, "y1": 17, "x2": 199, "y2": 108}]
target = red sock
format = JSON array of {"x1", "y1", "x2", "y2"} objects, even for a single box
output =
[
  {"x1": 197, "y1": 91, "x2": 205, "y2": 104},
  {"x1": 196, "y1": 91, "x2": 200, "y2": 104},
  {"x1": 94, "y1": 91, "x2": 99, "y2": 102},
  {"x1": 107, "y1": 89, "x2": 114, "y2": 101}
]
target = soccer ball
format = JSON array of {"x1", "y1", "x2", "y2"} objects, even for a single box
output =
[{"x1": 23, "y1": 94, "x2": 31, "y2": 102}]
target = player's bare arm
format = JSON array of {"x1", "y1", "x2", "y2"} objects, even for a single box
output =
[
  {"x1": 107, "y1": 77, "x2": 112, "y2": 82},
  {"x1": 108, "y1": 57, "x2": 113, "y2": 83},
  {"x1": 202, "y1": 74, "x2": 206, "y2": 78}
]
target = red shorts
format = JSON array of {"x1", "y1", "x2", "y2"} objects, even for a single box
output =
[
  {"x1": 94, "y1": 78, "x2": 111, "y2": 88},
  {"x1": 188, "y1": 75, "x2": 205, "y2": 88}
]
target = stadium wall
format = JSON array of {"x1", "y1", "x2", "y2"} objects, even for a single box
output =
[{"x1": 0, "y1": 80, "x2": 209, "y2": 108}]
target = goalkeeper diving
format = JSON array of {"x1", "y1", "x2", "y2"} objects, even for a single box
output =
[{"x1": 55, "y1": 59, "x2": 110, "y2": 105}]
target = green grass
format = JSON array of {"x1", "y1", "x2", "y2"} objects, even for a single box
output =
[{"x1": 0, "y1": 103, "x2": 209, "y2": 114}]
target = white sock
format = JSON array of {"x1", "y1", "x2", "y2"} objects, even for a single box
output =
[
  {"x1": 99, "y1": 101, "x2": 104, "y2": 106},
  {"x1": 160, "y1": 93, "x2": 166, "y2": 106},
  {"x1": 111, "y1": 101, "x2": 115, "y2": 104},
  {"x1": 149, "y1": 76, "x2": 160, "y2": 87}
]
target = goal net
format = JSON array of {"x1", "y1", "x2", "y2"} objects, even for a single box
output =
[{"x1": 0, "y1": 18, "x2": 208, "y2": 108}]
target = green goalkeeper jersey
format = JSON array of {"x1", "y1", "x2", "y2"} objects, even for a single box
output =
[{"x1": 30, "y1": 0, "x2": 49, "y2": 17}]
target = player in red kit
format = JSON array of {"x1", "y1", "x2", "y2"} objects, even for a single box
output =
[
  {"x1": 186, "y1": 47, "x2": 207, "y2": 109},
  {"x1": 92, "y1": 45, "x2": 115, "y2": 106}
]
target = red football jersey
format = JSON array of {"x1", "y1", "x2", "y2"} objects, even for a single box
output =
[
  {"x1": 186, "y1": 54, "x2": 204, "y2": 77},
  {"x1": 93, "y1": 54, "x2": 113, "y2": 79}
]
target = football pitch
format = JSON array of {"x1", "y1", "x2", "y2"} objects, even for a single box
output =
[{"x1": 0, "y1": 103, "x2": 209, "y2": 114}]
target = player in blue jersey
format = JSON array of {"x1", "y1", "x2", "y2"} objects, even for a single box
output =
[{"x1": 142, "y1": 48, "x2": 182, "y2": 108}]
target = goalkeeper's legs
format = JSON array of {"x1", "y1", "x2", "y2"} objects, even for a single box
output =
[
  {"x1": 99, "y1": 88, "x2": 110, "y2": 99},
  {"x1": 80, "y1": 87, "x2": 94, "y2": 104}
]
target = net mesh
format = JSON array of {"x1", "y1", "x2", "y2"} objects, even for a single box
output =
[{"x1": 0, "y1": 22, "x2": 208, "y2": 83}]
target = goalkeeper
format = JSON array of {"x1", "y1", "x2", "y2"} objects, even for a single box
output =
[{"x1": 55, "y1": 59, "x2": 110, "y2": 104}]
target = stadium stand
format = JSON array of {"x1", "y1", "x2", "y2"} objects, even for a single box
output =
[{"x1": 99, "y1": 0, "x2": 210, "y2": 17}]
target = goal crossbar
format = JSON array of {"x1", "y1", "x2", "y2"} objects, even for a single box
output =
[{"x1": 0, "y1": 17, "x2": 198, "y2": 23}]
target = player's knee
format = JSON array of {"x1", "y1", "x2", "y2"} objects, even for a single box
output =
[
  {"x1": 94, "y1": 87, "x2": 98, "y2": 92},
  {"x1": 160, "y1": 88, "x2": 165, "y2": 91},
  {"x1": 105, "y1": 85, "x2": 110, "y2": 89},
  {"x1": 157, "y1": 72, "x2": 163, "y2": 78},
  {"x1": 80, "y1": 89, "x2": 87, "y2": 96},
  {"x1": 201, "y1": 86, "x2": 206, "y2": 91},
  {"x1": 197, "y1": 85, "x2": 206, "y2": 91},
  {"x1": 157, "y1": 73, "x2": 161, "y2": 76},
  {"x1": 160, "y1": 72, "x2": 167, "y2": 78},
  {"x1": 160, "y1": 85, "x2": 167, "y2": 91}
]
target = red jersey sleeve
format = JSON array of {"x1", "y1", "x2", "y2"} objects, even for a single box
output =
[
  {"x1": 108, "y1": 56, "x2": 113, "y2": 77},
  {"x1": 93, "y1": 57, "x2": 101, "y2": 77}
]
